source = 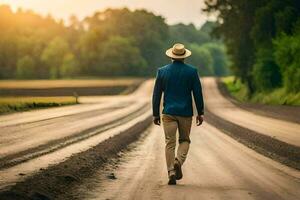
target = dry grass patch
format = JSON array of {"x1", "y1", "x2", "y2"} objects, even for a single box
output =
[{"x1": 0, "y1": 78, "x2": 143, "y2": 89}]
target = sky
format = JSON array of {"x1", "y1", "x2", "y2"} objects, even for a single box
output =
[{"x1": 0, "y1": 0, "x2": 214, "y2": 27}]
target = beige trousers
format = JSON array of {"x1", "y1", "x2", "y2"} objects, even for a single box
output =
[{"x1": 162, "y1": 114, "x2": 192, "y2": 172}]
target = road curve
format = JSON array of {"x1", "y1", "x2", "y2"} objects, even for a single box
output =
[
  {"x1": 0, "y1": 80, "x2": 153, "y2": 167},
  {"x1": 80, "y1": 124, "x2": 300, "y2": 200},
  {"x1": 1, "y1": 78, "x2": 300, "y2": 199},
  {"x1": 202, "y1": 77, "x2": 300, "y2": 147}
]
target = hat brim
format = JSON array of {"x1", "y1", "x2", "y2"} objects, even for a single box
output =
[{"x1": 165, "y1": 48, "x2": 192, "y2": 59}]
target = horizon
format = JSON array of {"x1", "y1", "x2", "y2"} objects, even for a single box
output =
[{"x1": 0, "y1": 0, "x2": 214, "y2": 28}]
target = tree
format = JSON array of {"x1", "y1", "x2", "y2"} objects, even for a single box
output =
[
  {"x1": 188, "y1": 44, "x2": 214, "y2": 76},
  {"x1": 203, "y1": 0, "x2": 300, "y2": 93},
  {"x1": 83, "y1": 8, "x2": 169, "y2": 75},
  {"x1": 60, "y1": 53, "x2": 78, "y2": 78},
  {"x1": 15, "y1": 55, "x2": 35, "y2": 79},
  {"x1": 252, "y1": 49, "x2": 282, "y2": 91},
  {"x1": 41, "y1": 37, "x2": 70, "y2": 79},
  {"x1": 203, "y1": 0, "x2": 264, "y2": 94},
  {"x1": 99, "y1": 36, "x2": 147, "y2": 76},
  {"x1": 250, "y1": 0, "x2": 300, "y2": 92},
  {"x1": 169, "y1": 23, "x2": 210, "y2": 45},
  {"x1": 200, "y1": 21, "x2": 217, "y2": 36},
  {"x1": 274, "y1": 30, "x2": 300, "y2": 92},
  {"x1": 202, "y1": 43, "x2": 229, "y2": 76},
  {"x1": 0, "y1": 4, "x2": 226, "y2": 79},
  {"x1": 78, "y1": 28, "x2": 107, "y2": 75}
]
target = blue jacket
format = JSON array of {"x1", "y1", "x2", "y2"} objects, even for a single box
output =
[{"x1": 152, "y1": 60, "x2": 204, "y2": 117}]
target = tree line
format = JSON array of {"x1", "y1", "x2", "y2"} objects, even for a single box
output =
[
  {"x1": 0, "y1": 5, "x2": 230, "y2": 79},
  {"x1": 204, "y1": 0, "x2": 300, "y2": 93}
]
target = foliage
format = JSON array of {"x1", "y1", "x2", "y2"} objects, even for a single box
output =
[
  {"x1": 222, "y1": 76, "x2": 300, "y2": 106},
  {"x1": 41, "y1": 37, "x2": 70, "y2": 79},
  {"x1": 222, "y1": 76, "x2": 249, "y2": 102},
  {"x1": 16, "y1": 55, "x2": 35, "y2": 79},
  {"x1": 98, "y1": 36, "x2": 147, "y2": 76},
  {"x1": 204, "y1": 0, "x2": 300, "y2": 96},
  {"x1": 60, "y1": 53, "x2": 78, "y2": 78},
  {"x1": 169, "y1": 23, "x2": 210, "y2": 45},
  {"x1": 0, "y1": 5, "x2": 229, "y2": 79},
  {"x1": 252, "y1": 89, "x2": 300, "y2": 105},
  {"x1": 188, "y1": 44, "x2": 214, "y2": 76},
  {"x1": 170, "y1": 22, "x2": 230, "y2": 76},
  {"x1": 202, "y1": 43, "x2": 229, "y2": 76},
  {"x1": 273, "y1": 30, "x2": 300, "y2": 92},
  {"x1": 252, "y1": 49, "x2": 282, "y2": 91},
  {"x1": 204, "y1": 0, "x2": 260, "y2": 93},
  {"x1": 83, "y1": 8, "x2": 169, "y2": 75}
]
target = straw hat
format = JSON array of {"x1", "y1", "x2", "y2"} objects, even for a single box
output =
[{"x1": 166, "y1": 43, "x2": 192, "y2": 59}]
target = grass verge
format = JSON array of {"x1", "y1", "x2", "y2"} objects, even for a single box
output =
[
  {"x1": 0, "y1": 97, "x2": 77, "y2": 115},
  {"x1": 222, "y1": 76, "x2": 300, "y2": 106}
]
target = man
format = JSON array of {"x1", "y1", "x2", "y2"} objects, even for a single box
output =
[{"x1": 152, "y1": 43, "x2": 204, "y2": 185}]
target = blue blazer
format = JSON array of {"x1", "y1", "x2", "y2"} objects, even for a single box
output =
[{"x1": 152, "y1": 60, "x2": 204, "y2": 117}]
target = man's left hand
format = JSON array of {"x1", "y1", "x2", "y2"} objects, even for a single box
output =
[{"x1": 153, "y1": 117, "x2": 161, "y2": 126}]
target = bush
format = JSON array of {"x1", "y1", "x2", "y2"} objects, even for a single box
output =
[
  {"x1": 60, "y1": 53, "x2": 78, "y2": 78},
  {"x1": 202, "y1": 43, "x2": 230, "y2": 76},
  {"x1": 99, "y1": 36, "x2": 147, "y2": 76},
  {"x1": 15, "y1": 55, "x2": 35, "y2": 79},
  {"x1": 188, "y1": 44, "x2": 214, "y2": 76},
  {"x1": 41, "y1": 37, "x2": 70, "y2": 79},
  {"x1": 274, "y1": 32, "x2": 300, "y2": 92},
  {"x1": 253, "y1": 49, "x2": 282, "y2": 91}
]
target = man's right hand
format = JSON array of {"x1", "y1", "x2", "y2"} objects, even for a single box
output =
[
  {"x1": 153, "y1": 117, "x2": 161, "y2": 126},
  {"x1": 196, "y1": 115, "x2": 204, "y2": 126}
]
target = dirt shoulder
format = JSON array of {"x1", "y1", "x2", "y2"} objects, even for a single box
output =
[
  {"x1": 205, "y1": 109, "x2": 300, "y2": 171},
  {"x1": 217, "y1": 79, "x2": 300, "y2": 124}
]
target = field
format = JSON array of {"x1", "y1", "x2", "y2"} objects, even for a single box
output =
[
  {"x1": 0, "y1": 97, "x2": 77, "y2": 114},
  {"x1": 0, "y1": 78, "x2": 142, "y2": 89},
  {"x1": 0, "y1": 78, "x2": 144, "y2": 114},
  {"x1": 222, "y1": 76, "x2": 300, "y2": 106},
  {"x1": 0, "y1": 78, "x2": 144, "y2": 96}
]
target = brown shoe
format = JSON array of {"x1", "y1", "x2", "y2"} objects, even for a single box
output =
[
  {"x1": 174, "y1": 159, "x2": 183, "y2": 180},
  {"x1": 168, "y1": 170, "x2": 176, "y2": 185},
  {"x1": 168, "y1": 174, "x2": 176, "y2": 185}
]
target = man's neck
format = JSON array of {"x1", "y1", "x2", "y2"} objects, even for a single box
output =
[{"x1": 172, "y1": 60, "x2": 184, "y2": 63}]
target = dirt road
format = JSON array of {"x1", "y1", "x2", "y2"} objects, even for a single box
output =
[
  {"x1": 0, "y1": 81, "x2": 152, "y2": 188},
  {"x1": 72, "y1": 78, "x2": 300, "y2": 200},
  {"x1": 0, "y1": 78, "x2": 299, "y2": 199},
  {"x1": 77, "y1": 124, "x2": 300, "y2": 200},
  {"x1": 202, "y1": 78, "x2": 300, "y2": 146},
  {"x1": 0, "y1": 80, "x2": 152, "y2": 161}
]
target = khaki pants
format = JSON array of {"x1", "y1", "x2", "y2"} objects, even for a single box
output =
[{"x1": 162, "y1": 114, "x2": 192, "y2": 172}]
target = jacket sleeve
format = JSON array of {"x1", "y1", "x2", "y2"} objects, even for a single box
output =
[
  {"x1": 192, "y1": 69, "x2": 204, "y2": 115},
  {"x1": 152, "y1": 69, "x2": 163, "y2": 117}
]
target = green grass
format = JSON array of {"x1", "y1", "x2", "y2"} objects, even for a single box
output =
[
  {"x1": 0, "y1": 97, "x2": 77, "y2": 115},
  {"x1": 222, "y1": 76, "x2": 249, "y2": 102},
  {"x1": 222, "y1": 76, "x2": 300, "y2": 106}
]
